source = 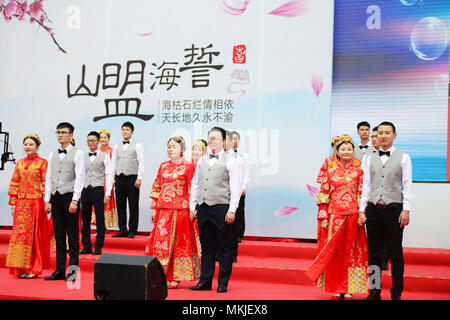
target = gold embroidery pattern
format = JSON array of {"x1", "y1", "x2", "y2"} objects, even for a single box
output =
[{"x1": 348, "y1": 267, "x2": 368, "y2": 294}]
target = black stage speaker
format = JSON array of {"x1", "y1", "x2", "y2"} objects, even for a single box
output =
[{"x1": 94, "y1": 253, "x2": 167, "y2": 300}]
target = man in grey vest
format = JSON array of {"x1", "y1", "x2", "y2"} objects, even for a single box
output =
[
  {"x1": 44, "y1": 122, "x2": 85, "y2": 281},
  {"x1": 111, "y1": 122, "x2": 144, "y2": 238},
  {"x1": 358, "y1": 121, "x2": 413, "y2": 300},
  {"x1": 354, "y1": 121, "x2": 375, "y2": 160},
  {"x1": 80, "y1": 131, "x2": 113, "y2": 256},
  {"x1": 189, "y1": 127, "x2": 241, "y2": 293},
  {"x1": 363, "y1": 126, "x2": 390, "y2": 271}
]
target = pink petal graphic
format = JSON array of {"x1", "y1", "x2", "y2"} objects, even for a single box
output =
[
  {"x1": 306, "y1": 184, "x2": 319, "y2": 200},
  {"x1": 218, "y1": 0, "x2": 250, "y2": 15},
  {"x1": 275, "y1": 206, "x2": 298, "y2": 217},
  {"x1": 136, "y1": 31, "x2": 153, "y2": 37},
  {"x1": 269, "y1": 0, "x2": 309, "y2": 17},
  {"x1": 311, "y1": 74, "x2": 323, "y2": 97}
]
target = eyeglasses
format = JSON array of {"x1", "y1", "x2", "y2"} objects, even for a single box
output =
[
  {"x1": 55, "y1": 131, "x2": 71, "y2": 135},
  {"x1": 208, "y1": 137, "x2": 223, "y2": 142}
]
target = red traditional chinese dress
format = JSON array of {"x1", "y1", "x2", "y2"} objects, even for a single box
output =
[
  {"x1": 7, "y1": 154, "x2": 51, "y2": 277},
  {"x1": 91, "y1": 145, "x2": 118, "y2": 228},
  {"x1": 316, "y1": 154, "x2": 337, "y2": 251},
  {"x1": 305, "y1": 157, "x2": 369, "y2": 295},
  {"x1": 145, "y1": 158, "x2": 200, "y2": 282}
]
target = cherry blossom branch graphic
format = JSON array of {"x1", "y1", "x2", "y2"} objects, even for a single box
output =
[{"x1": 0, "y1": 0, "x2": 67, "y2": 54}]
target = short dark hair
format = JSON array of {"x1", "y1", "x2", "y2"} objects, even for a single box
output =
[
  {"x1": 57, "y1": 122, "x2": 74, "y2": 133},
  {"x1": 122, "y1": 121, "x2": 134, "y2": 132},
  {"x1": 372, "y1": 126, "x2": 378, "y2": 132},
  {"x1": 357, "y1": 121, "x2": 370, "y2": 130},
  {"x1": 87, "y1": 131, "x2": 100, "y2": 140},
  {"x1": 225, "y1": 130, "x2": 233, "y2": 140},
  {"x1": 208, "y1": 127, "x2": 226, "y2": 140},
  {"x1": 378, "y1": 121, "x2": 396, "y2": 133},
  {"x1": 232, "y1": 131, "x2": 240, "y2": 139}
]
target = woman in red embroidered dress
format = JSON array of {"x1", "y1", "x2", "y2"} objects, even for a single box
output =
[
  {"x1": 90, "y1": 129, "x2": 118, "y2": 228},
  {"x1": 305, "y1": 135, "x2": 369, "y2": 300},
  {"x1": 6, "y1": 134, "x2": 50, "y2": 279},
  {"x1": 145, "y1": 136, "x2": 200, "y2": 288}
]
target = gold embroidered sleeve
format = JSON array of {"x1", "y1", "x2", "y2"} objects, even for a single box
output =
[
  {"x1": 150, "y1": 165, "x2": 163, "y2": 200},
  {"x1": 8, "y1": 163, "x2": 20, "y2": 197},
  {"x1": 316, "y1": 170, "x2": 331, "y2": 206}
]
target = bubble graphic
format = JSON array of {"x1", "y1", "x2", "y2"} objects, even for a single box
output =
[
  {"x1": 400, "y1": 0, "x2": 420, "y2": 6},
  {"x1": 410, "y1": 17, "x2": 449, "y2": 61}
]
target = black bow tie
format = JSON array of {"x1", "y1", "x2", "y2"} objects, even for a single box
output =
[
  {"x1": 234, "y1": 149, "x2": 238, "y2": 153},
  {"x1": 123, "y1": 141, "x2": 130, "y2": 145},
  {"x1": 359, "y1": 145, "x2": 369, "y2": 149},
  {"x1": 58, "y1": 149, "x2": 67, "y2": 154},
  {"x1": 89, "y1": 152, "x2": 97, "y2": 157},
  {"x1": 209, "y1": 154, "x2": 219, "y2": 159},
  {"x1": 379, "y1": 150, "x2": 390, "y2": 157}
]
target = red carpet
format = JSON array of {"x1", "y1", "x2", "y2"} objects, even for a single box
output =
[{"x1": 0, "y1": 229, "x2": 449, "y2": 300}]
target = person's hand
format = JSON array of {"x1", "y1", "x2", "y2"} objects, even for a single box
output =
[
  {"x1": 321, "y1": 219, "x2": 328, "y2": 229},
  {"x1": 69, "y1": 200, "x2": 78, "y2": 214},
  {"x1": 190, "y1": 210, "x2": 197, "y2": 221},
  {"x1": 358, "y1": 212, "x2": 367, "y2": 227},
  {"x1": 45, "y1": 202, "x2": 51, "y2": 213},
  {"x1": 225, "y1": 212, "x2": 235, "y2": 224},
  {"x1": 399, "y1": 210, "x2": 410, "y2": 228},
  {"x1": 11, "y1": 205, "x2": 16, "y2": 217},
  {"x1": 135, "y1": 179, "x2": 141, "y2": 189},
  {"x1": 242, "y1": 189, "x2": 246, "y2": 196},
  {"x1": 104, "y1": 195, "x2": 110, "y2": 204},
  {"x1": 151, "y1": 210, "x2": 156, "y2": 224}
]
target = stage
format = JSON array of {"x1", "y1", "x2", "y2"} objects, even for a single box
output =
[{"x1": 0, "y1": 229, "x2": 449, "y2": 300}]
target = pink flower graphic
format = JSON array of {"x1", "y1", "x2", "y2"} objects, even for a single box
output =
[
  {"x1": 218, "y1": 0, "x2": 250, "y2": 15},
  {"x1": 275, "y1": 206, "x2": 298, "y2": 217},
  {"x1": 269, "y1": 0, "x2": 309, "y2": 18},
  {"x1": 306, "y1": 184, "x2": 319, "y2": 200},
  {"x1": 311, "y1": 74, "x2": 323, "y2": 97}
]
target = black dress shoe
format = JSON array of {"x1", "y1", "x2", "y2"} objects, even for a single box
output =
[
  {"x1": 93, "y1": 248, "x2": 102, "y2": 255},
  {"x1": 363, "y1": 291, "x2": 382, "y2": 301},
  {"x1": 127, "y1": 233, "x2": 135, "y2": 238},
  {"x1": 391, "y1": 294, "x2": 401, "y2": 300},
  {"x1": 44, "y1": 270, "x2": 66, "y2": 281},
  {"x1": 112, "y1": 232, "x2": 128, "y2": 238},
  {"x1": 217, "y1": 285, "x2": 228, "y2": 293},
  {"x1": 189, "y1": 282, "x2": 212, "y2": 291},
  {"x1": 80, "y1": 247, "x2": 92, "y2": 254}
]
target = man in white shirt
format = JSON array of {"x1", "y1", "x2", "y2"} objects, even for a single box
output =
[
  {"x1": 358, "y1": 121, "x2": 413, "y2": 300},
  {"x1": 80, "y1": 131, "x2": 114, "y2": 256},
  {"x1": 44, "y1": 122, "x2": 85, "y2": 281},
  {"x1": 110, "y1": 122, "x2": 144, "y2": 238},
  {"x1": 188, "y1": 127, "x2": 241, "y2": 293},
  {"x1": 354, "y1": 121, "x2": 374, "y2": 160}
]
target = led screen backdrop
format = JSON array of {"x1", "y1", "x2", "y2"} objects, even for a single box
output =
[
  {"x1": 331, "y1": 0, "x2": 450, "y2": 182},
  {"x1": 0, "y1": 0, "x2": 335, "y2": 238}
]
